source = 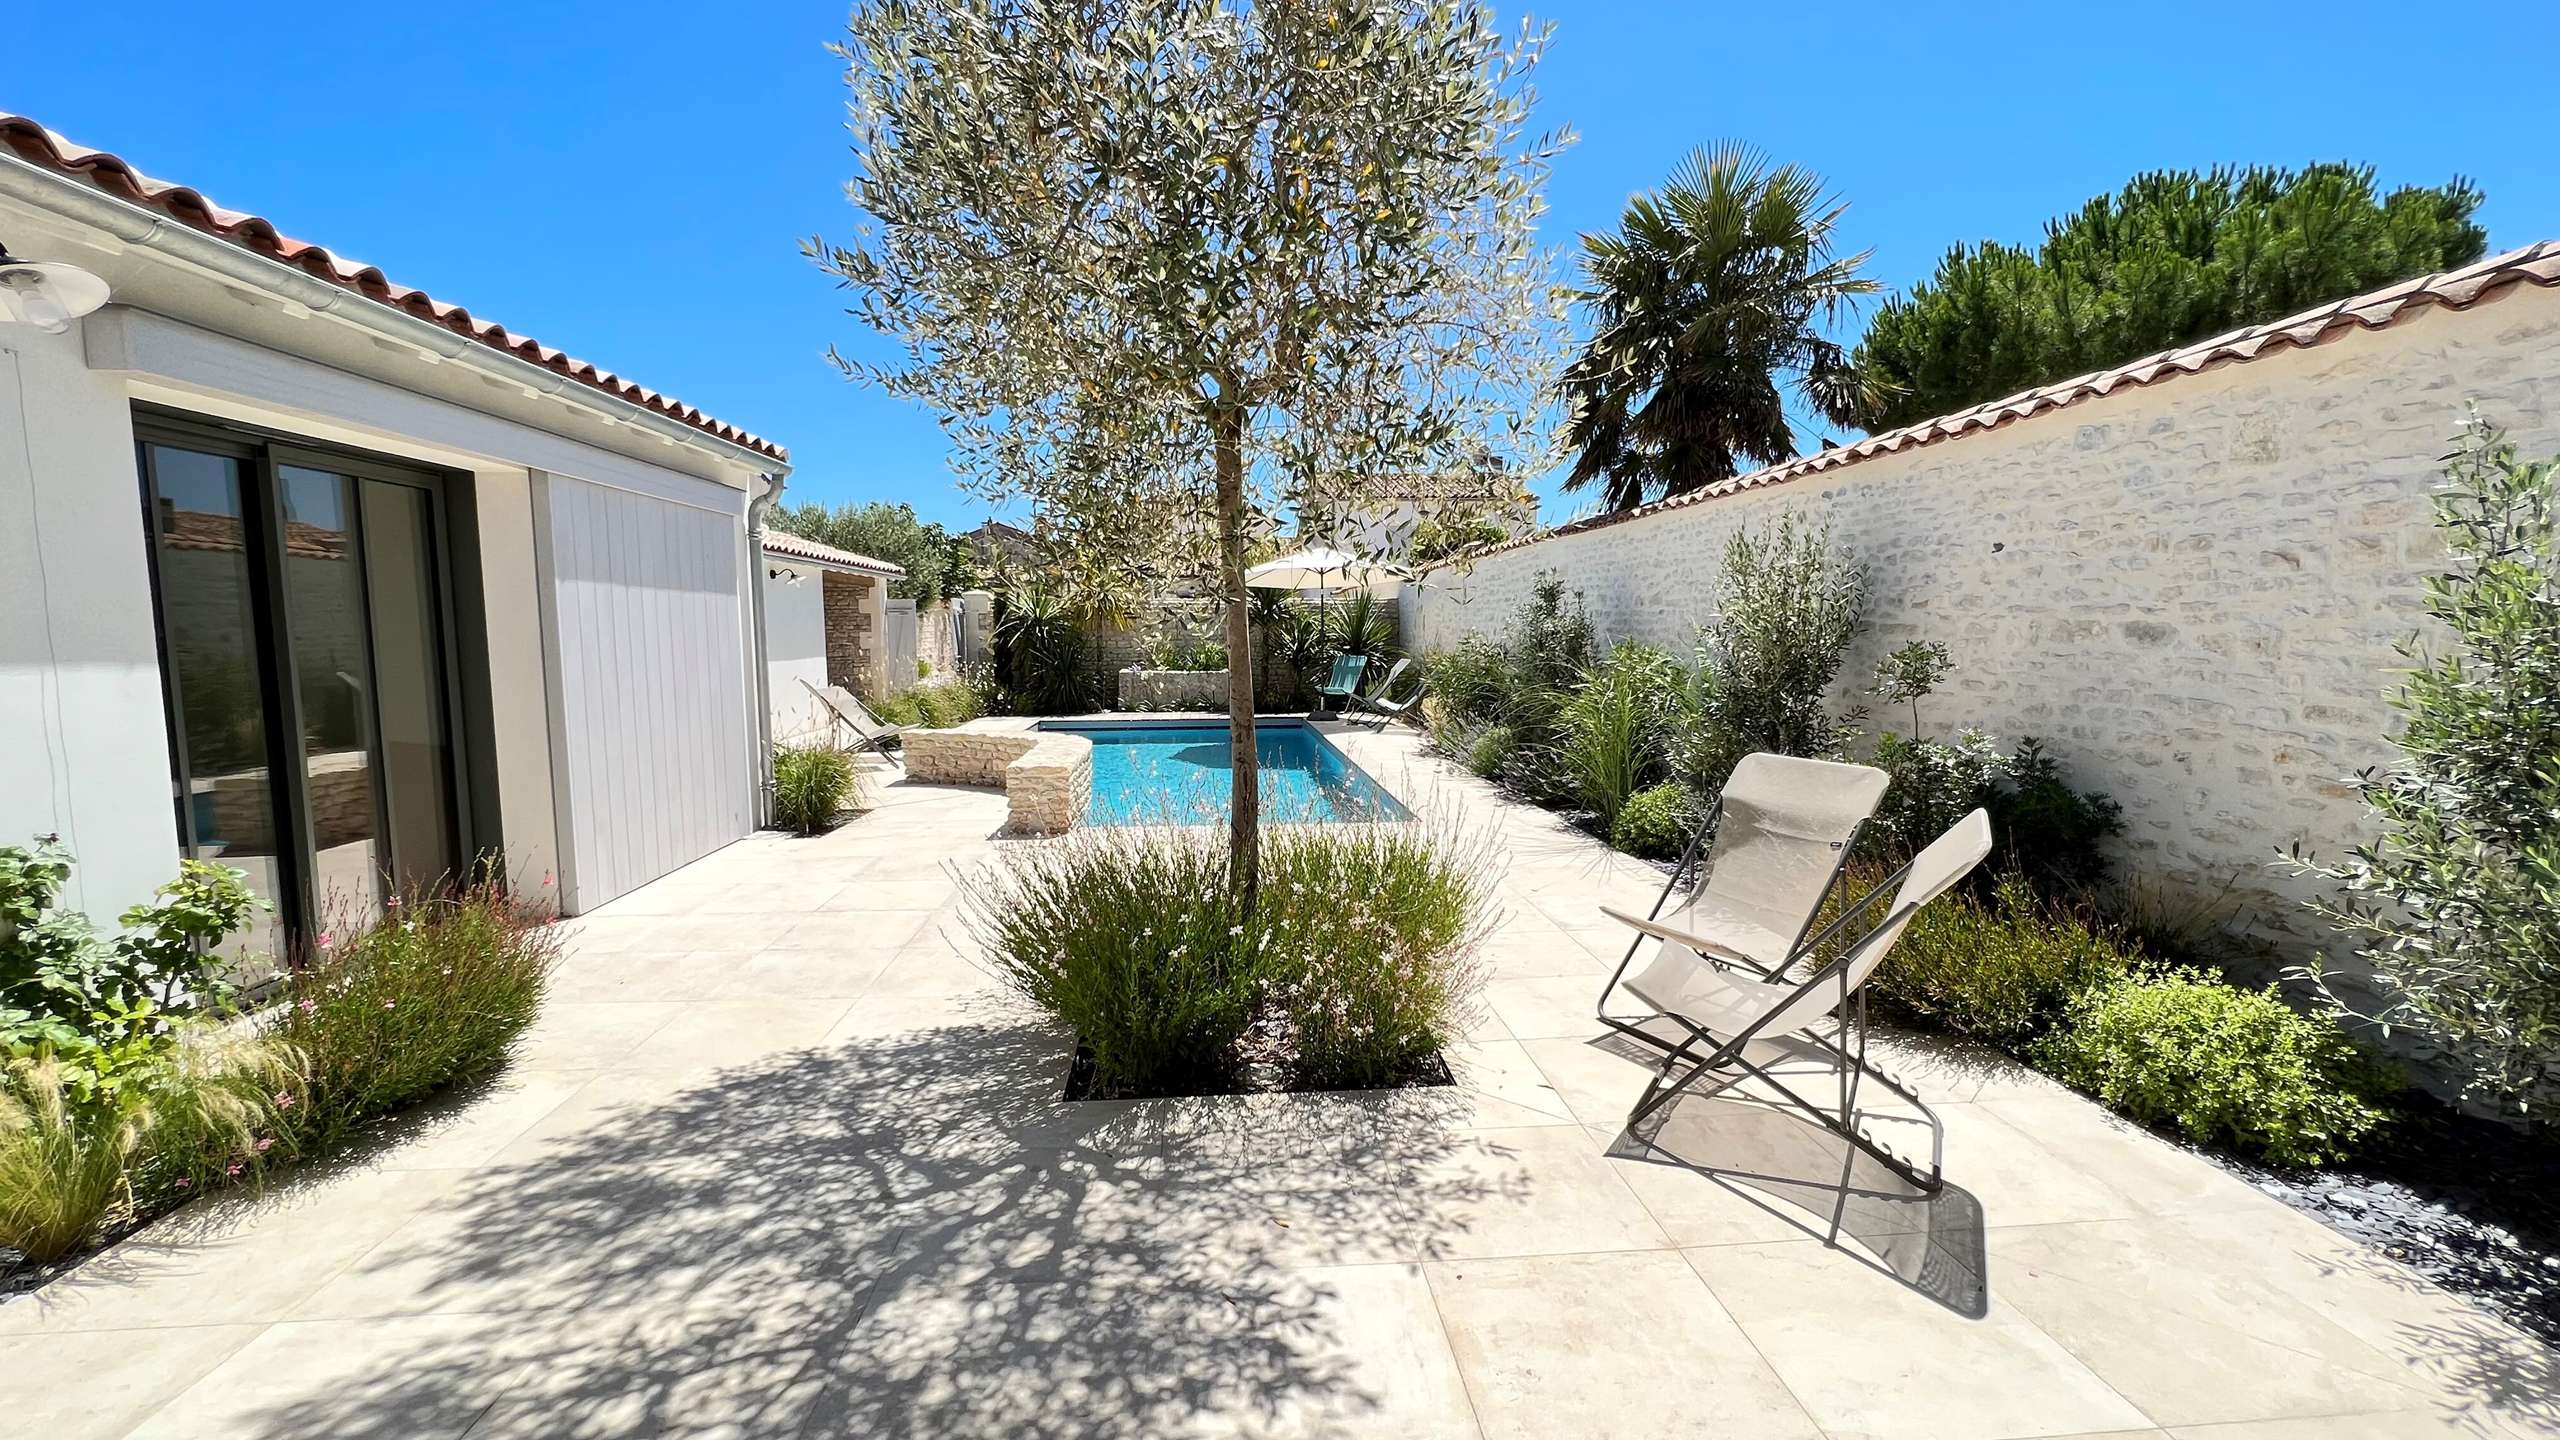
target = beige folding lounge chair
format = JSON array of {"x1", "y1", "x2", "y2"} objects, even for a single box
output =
[
  {"x1": 800, "y1": 679, "x2": 911, "y2": 768},
  {"x1": 1597, "y1": 753, "x2": 1891, "y2": 1003},
  {"x1": 1611, "y1": 808, "x2": 1994, "y2": 1195}
]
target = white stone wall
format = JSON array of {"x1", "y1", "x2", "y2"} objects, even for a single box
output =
[
  {"x1": 1406, "y1": 286, "x2": 2560, "y2": 965},
  {"x1": 902, "y1": 722, "x2": 1089, "y2": 834},
  {"x1": 1118, "y1": 667, "x2": 1231, "y2": 712}
]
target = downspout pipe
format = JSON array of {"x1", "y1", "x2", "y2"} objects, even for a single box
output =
[{"x1": 746, "y1": 472, "x2": 783, "y2": 828}]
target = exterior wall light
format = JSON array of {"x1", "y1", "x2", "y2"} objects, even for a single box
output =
[{"x1": 0, "y1": 244, "x2": 110, "y2": 334}]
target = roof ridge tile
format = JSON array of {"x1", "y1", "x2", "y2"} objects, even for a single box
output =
[{"x1": 0, "y1": 111, "x2": 785, "y2": 463}]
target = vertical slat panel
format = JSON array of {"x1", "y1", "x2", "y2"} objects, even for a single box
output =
[{"x1": 534, "y1": 475, "x2": 754, "y2": 913}]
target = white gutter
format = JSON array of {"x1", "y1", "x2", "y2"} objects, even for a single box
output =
[
  {"x1": 0, "y1": 152, "x2": 787, "y2": 475},
  {"x1": 746, "y1": 472, "x2": 784, "y2": 829}
]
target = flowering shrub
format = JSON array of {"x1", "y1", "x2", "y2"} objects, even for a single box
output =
[
  {"x1": 963, "y1": 817, "x2": 1493, "y2": 1096},
  {"x1": 267, "y1": 878, "x2": 558, "y2": 1156}
]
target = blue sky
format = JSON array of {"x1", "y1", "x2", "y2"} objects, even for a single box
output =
[{"x1": 10, "y1": 2, "x2": 2550, "y2": 528}]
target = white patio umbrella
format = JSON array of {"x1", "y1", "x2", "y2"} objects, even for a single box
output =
[{"x1": 1243, "y1": 545, "x2": 1391, "y2": 637}]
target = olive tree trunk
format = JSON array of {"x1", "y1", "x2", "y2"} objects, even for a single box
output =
[{"x1": 1212, "y1": 402, "x2": 1260, "y2": 909}]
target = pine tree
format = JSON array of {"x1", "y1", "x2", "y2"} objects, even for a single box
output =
[{"x1": 1854, "y1": 164, "x2": 2486, "y2": 430}]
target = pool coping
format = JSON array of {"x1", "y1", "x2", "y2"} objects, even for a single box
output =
[{"x1": 899, "y1": 713, "x2": 1412, "y2": 831}]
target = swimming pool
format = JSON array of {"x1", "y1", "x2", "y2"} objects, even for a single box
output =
[{"x1": 1041, "y1": 719, "x2": 1410, "y2": 826}]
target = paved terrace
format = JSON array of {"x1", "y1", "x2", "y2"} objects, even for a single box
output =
[{"x1": 9, "y1": 726, "x2": 2554, "y2": 1438}]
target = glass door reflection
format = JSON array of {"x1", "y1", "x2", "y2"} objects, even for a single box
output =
[
  {"x1": 278, "y1": 466, "x2": 384, "y2": 925},
  {"x1": 141, "y1": 442, "x2": 290, "y2": 959}
]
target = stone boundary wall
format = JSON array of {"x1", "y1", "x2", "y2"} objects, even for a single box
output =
[
  {"x1": 1405, "y1": 286, "x2": 2560, "y2": 968},
  {"x1": 1118, "y1": 666, "x2": 1231, "y2": 711},
  {"x1": 903, "y1": 722, "x2": 1090, "y2": 834}
]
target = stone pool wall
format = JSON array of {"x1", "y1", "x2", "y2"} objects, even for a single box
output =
[{"x1": 903, "y1": 723, "x2": 1090, "y2": 834}]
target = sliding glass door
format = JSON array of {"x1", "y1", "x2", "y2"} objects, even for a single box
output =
[{"x1": 138, "y1": 415, "x2": 466, "y2": 954}]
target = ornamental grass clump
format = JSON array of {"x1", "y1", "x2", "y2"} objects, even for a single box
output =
[
  {"x1": 772, "y1": 743, "x2": 862, "y2": 835},
  {"x1": 0, "y1": 1024, "x2": 297, "y2": 1265},
  {"x1": 964, "y1": 817, "x2": 1494, "y2": 1097},
  {"x1": 269, "y1": 879, "x2": 557, "y2": 1156}
]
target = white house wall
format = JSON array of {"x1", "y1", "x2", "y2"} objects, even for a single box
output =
[
  {"x1": 0, "y1": 324, "x2": 178, "y2": 918},
  {"x1": 3, "y1": 286, "x2": 774, "y2": 929},
  {"x1": 533, "y1": 472, "x2": 755, "y2": 915},
  {"x1": 764, "y1": 560, "x2": 833, "y2": 742},
  {"x1": 1405, "y1": 285, "x2": 2560, "y2": 968}
]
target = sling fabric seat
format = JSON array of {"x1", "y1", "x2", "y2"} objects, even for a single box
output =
[
  {"x1": 1312, "y1": 653, "x2": 1368, "y2": 717},
  {"x1": 1599, "y1": 753, "x2": 1890, "y2": 999},
  {"x1": 1615, "y1": 808, "x2": 1996, "y2": 1197}
]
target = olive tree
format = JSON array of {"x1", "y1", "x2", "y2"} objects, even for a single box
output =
[
  {"x1": 815, "y1": 0, "x2": 1564, "y2": 899},
  {"x1": 2288, "y1": 409, "x2": 2560, "y2": 1121}
]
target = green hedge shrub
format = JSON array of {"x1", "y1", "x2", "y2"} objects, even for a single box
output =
[
  {"x1": 772, "y1": 744, "x2": 860, "y2": 835},
  {"x1": 1991, "y1": 738, "x2": 2124, "y2": 892},
  {"x1": 1610, "y1": 782, "x2": 1699, "y2": 860},
  {"x1": 2038, "y1": 974, "x2": 2393, "y2": 1166},
  {"x1": 1465, "y1": 725, "x2": 1518, "y2": 782}
]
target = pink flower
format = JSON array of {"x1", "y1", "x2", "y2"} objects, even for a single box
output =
[
  {"x1": 316, "y1": 932, "x2": 335, "y2": 950},
  {"x1": 386, "y1": 895, "x2": 401, "y2": 909},
  {"x1": 226, "y1": 1162, "x2": 243, "y2": 1177},
  {"x1": 542, "y1": 871, "x2": 556, "y2": 888},
  {"x1": 298, "y1": 998, "x2": 316, "y2": 1014},
  {"x1": 254, "y1": 1137, "x2": 275, "y2": 1152},
  {"x1": 174, "y1": 1178, "x2": 191, "y2": 1189},
  {"x1": 274, "y1": 1091, "x2": 295, "y2": 1109}
]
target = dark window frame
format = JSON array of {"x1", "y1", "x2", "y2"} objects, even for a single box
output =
[{"x1": 133, "y1": 405, "x2": 493, "y2": 950}]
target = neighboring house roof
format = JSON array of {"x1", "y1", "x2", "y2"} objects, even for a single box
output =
[
  {"x1": 0, "y1": 111, "x2": 786, "y2": 464},
  {"x1": 158, "y1": 506, "x2": 346, "y2": 562},
  {"x1": 1475, "y1": 238, "x2": 2560, "y2": 558},
  {"x1": 762, "y1": 528, "x2": 902, "y2": 577},
  {"x1": 1358, "y1": 472, "x2": 1528, "y2": 506}
]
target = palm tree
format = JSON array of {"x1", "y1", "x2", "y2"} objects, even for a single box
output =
[{"x1": 1560, "y1": 146, "x2": 1887, "y2": 513}]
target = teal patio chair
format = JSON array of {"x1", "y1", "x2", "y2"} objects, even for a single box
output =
[{"x1": 1313, "y1": 653, "x2": 1369, "y2": 717}]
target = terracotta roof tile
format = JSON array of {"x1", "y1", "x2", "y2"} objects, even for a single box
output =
[
  {"x1": 762, "y1": 527, "x2": 902, "y2": 576},
  {"x1": 1478, "y1": 240, "x2": 2560, "y2": 559},
  {"x1": 0, "y1": 112, "x2": 786, "y2": 463}
]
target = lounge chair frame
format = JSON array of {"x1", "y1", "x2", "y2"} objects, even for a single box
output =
[
  {"x1": 799, "y1": 678, "x2": 910, "y2": 768},
  {"x1": 1617, "y1": 862, "x2": 1945, "y2": 1196},
  {"x1": 1348, "y1": 657, "x2": 1416, "y2": 726}
]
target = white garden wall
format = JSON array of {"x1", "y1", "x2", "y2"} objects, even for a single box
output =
[{"x1": 1405, "y1": 284, "x2": 2560, "y2": 965}]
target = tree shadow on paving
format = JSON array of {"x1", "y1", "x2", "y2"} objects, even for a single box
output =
[
  {"x1": 2283, "y1": 1230, "x2": 2560, "y2": 1432},
  {"x1": 1598, "y1": 1031, "x2": 1991, "y2": 1319},
  {"x1": 225, "y1": 997, "x2": 1524, "y2": 1439}
]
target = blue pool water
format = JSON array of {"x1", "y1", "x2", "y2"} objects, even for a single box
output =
[{"x1": 1042, "y1": 721, "x2": 1410, "y2": 826}]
